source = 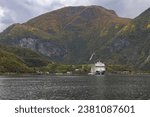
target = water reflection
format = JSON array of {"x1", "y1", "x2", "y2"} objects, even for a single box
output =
[{"x1": 0, "y1": 75, "x2": 150, "y2": 100}]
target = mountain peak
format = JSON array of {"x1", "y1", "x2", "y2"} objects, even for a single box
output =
[
  {"x1": 32, "y1": 5, "x2": 118, "y2": 20},
  {"x1": 24, "y1": 5, "x2": 123, "y2": 33},
  {"x1": 136, "y1": 7, "x2": 150, "y2": 19},
  {"x1": 60, "y1": 5, "x2": 118, "y2": 17},
  {"x1": 88, "y1": 5, "x2": 118, "y2": 16}
]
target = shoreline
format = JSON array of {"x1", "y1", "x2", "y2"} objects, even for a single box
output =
[{"x1": 1, "y1": 72, "x2": 150, "y2": 77}]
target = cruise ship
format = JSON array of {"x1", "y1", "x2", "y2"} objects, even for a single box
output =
[{"x1": 88, "y1": 61, "x2": 106, "y2": 75}]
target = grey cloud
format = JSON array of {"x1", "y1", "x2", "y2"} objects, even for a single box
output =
[
  {"x1": 0, "y1": 0, "x2": 35, "y2": 25},
  {"x1": 0, "y1": 0, "x2": 150, "y2": 32},
  {"x1": 1, "y1": 16, "x2": 14, "y2": 24},
  {"x1": 0, "y1": 0, "x2": 44, "y2": 31},
  {"x1": 91, "y1": 0, "x2": 150, "y2": 18},
  {"x1": 45, "y1": 1, "x2": 64, "y2": 11}
]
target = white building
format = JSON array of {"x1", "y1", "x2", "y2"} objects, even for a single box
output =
[{"x1": 90, "y1": 61, "x2": 106, "y2": 75}]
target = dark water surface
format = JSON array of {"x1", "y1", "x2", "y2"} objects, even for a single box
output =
[{"x1": 0, "y1": 75, "x2": 150, "y2": 100}]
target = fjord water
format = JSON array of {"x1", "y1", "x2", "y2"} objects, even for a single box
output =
[{"x1": 0, "y1": 75, "x2": 150, "y2": 100}]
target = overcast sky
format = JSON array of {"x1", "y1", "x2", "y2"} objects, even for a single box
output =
[{"x1": 0, "y1": 0, "x2": 150, "y2": 32}]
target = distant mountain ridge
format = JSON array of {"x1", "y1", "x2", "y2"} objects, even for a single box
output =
[{"x1": 0, "y1": 6, "x2": 150, "y2": 72}]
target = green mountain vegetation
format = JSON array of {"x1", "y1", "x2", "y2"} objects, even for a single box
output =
[
  {"x1": 0, "y1": 49, "x2": 30, "y2": 73},
  {"x1": 0, "y1": 44, "x2": 51, "y2": 73},
  {"x1": 0, "y1": 44, "x2": 50, "y2": 67},
  {"x1": 100, "y1": 8, "x2": 150, "y2": 71},
  {"x1": 0, "y1": 6, "x2": 150, "y2": 73}
]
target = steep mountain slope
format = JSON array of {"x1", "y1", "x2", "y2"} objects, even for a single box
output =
[
  {"x1": 0, "y1": 44, "x2": 50, "y2": 67},
  {"x1": 1, "y1": 6, "x2": 150, "y2": 71},
  {"x1": 0, "y1": 6, "x2": 130, "y2": 64},
  {"x1": 0, "y1": 49, "x2": 30, "y2": 73},
  {"x1": 101, "y1": 8, "x2": 150, "y2": 70}
]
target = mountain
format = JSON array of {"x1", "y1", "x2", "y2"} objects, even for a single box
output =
[
  {"x1": 0, "y1": 6, "x2": 150, "y2": 72},
  {"x1": 0, "y1": 44, "x2": 51, "y2": 73},
  {"x1": 0, "y1": 44, "x2": 50, "y2": 66},
  {"x1": 101, "y1": 8, "x2": 150, "y2": 70},
  {"x1": 0, "y1": 6, "x2": 130, "y2": 63},
  {"x1": 0, "y1": 48, "x2": 30, "y2": 73}
]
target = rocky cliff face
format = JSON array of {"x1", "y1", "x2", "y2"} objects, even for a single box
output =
[
  {"x1": 8, "y1": 38, "x2": 68, "y2": 59},
  {"x1": 0, "y1": 6, "x2": 150, "y2": 70},
  {"x1": 101, "y1": 8, "x2": 150, "y2": 69},
  {"x1": 0, "y1": 6, "x2": 130, "y2": 63}
]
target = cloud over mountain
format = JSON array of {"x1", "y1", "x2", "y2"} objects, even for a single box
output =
[{"x1": 0, "y1": 0, "x2": 150, "y2": 32}]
